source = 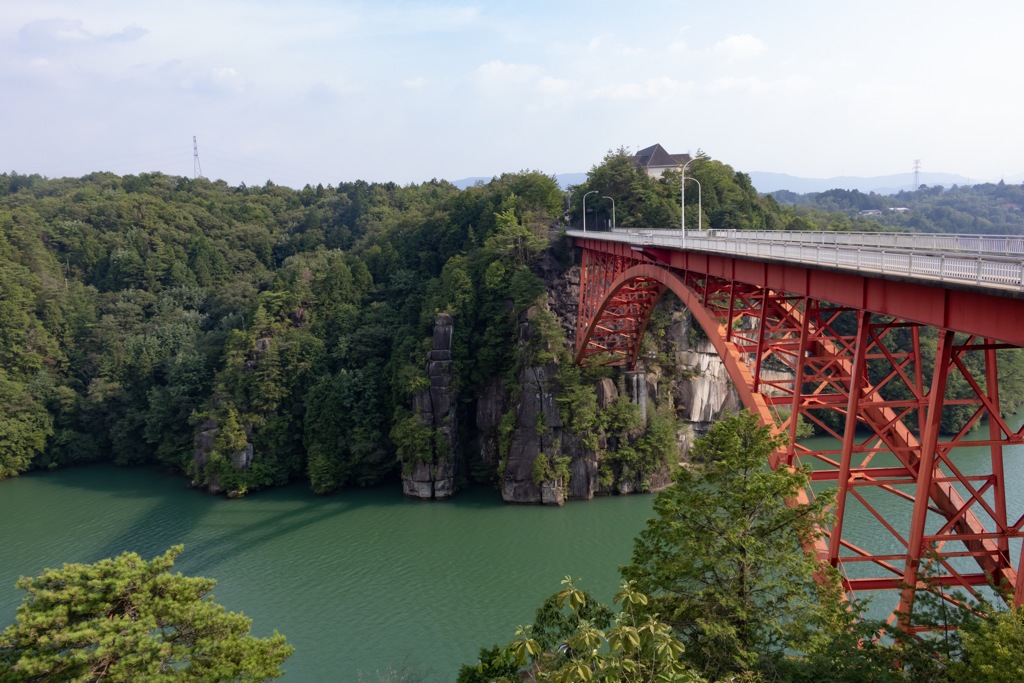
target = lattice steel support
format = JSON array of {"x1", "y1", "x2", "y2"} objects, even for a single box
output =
[{"x1": 575, "y1": 240, "x2": 1024, "y2": 623}]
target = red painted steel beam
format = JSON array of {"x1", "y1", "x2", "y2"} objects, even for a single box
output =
[
  {"x1": 848, "y1": 574, "x2": 995, "y2": 592},
  {"x1": 629, "y1": 245, "x2": 1024, "y2": 347},
  {"x1": 574, "y1": 237, "x2": 1024, "y2": 623},
  {"x1": 829, "y1": 310, "x2": 871, "y2": 567}
]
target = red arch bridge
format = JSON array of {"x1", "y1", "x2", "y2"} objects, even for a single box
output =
[{"x1": 570, "y1": 227, "x2": 1024, "y2": 624}]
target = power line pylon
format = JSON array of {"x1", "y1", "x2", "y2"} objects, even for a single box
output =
[{"x1": 193, "y1": 136, "x2": 204, "y2": 179}]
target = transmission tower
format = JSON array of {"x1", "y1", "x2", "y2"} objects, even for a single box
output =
[
  {"x1": 912, "y1": 159, "x2": 921, "y2": 191},
  {"x1": 193, "y1": 136, "x2": 204, "y2": 179}
]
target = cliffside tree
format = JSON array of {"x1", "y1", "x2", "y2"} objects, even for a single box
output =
[
  {"x1": 621, "y1": 410, "x2": 844, "y2": 680},
  {"x1": 0, "y1": 546, "x2": 293, "y2": 682}
]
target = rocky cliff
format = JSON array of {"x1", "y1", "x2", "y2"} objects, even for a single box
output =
[
  {"x1": 402, "y1": 313, "x2": 459, "y2": 499},
  {"x1": 401, "y1": 239, "x2": 788, "y2": 506},
  {"x1": 480, "y1": 304, "x2": 676, "y2": 505},
  {"x1": 192, "y1": 418, "x2": 254, "y2": 495}
]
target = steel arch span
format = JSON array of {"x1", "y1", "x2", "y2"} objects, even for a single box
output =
[{"x1": 575, "y1": 236, "x2": 1024, "y2": 626}]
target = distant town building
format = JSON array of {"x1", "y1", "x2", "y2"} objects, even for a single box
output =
[
  {"x1": 859, "y1": 209, "x2": 883, "y2": 216},
  {"x1": 631, "y1": 144, "x2": 692, "y2": 178},
  {"x1": 889, "y1": 207, "x2": 910, "y2": 213}
]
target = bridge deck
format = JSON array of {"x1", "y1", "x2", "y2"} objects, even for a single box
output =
[
  {"x1": 567, "y1": 228, "x2": 1024, "y2": 295},
  {"x1": 571, "y1": 231, "x2": 1024, "y2": 622}
]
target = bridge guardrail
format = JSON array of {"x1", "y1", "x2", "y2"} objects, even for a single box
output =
[
  {"x1": 683, "y1": 229, "x2": 1024, "y2": 256},
  {"x1": 570, "y1": 229, "x2": 1024, "y2": 291}
]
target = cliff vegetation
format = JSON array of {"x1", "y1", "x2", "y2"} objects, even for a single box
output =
[{"x1": 3, "y1": 152, "x2": 1023, "y2": 498}]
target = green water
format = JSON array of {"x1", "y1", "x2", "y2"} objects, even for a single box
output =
[
  {"x1": 6, "y1": 416, "x2": 1024, "y2": 680},
  {"x1": 0, "y1": 466, "x2": 655, "y2": 681},
  {"x1": 799, "y1": 413, "x2": 1024, "y2": 618}
]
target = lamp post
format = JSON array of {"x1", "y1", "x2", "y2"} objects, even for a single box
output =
[
  {"x1": 681, "y1": 157, "x2": 696, "y2": 237},
  {"x1": 683, "y1": 177, "x2": 701, "y2": 232},
  {"x1": 582, "y1": 190, "x2": 598, "y2": 231},
  {"x1": 602, "y1": 196, "x2": 616, "y2": 229}
]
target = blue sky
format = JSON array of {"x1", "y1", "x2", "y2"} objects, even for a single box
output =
[{"x1": 3, "y1": 0, "x2": 1022, "y2": 187}]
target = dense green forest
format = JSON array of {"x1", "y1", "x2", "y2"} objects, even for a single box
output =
[
  {"x1": 770, "y1": 181, "x2": 1024, "y2": 234},
  {"x1": 0, "y1": 150, "x2": 804, "y2": 493},
  {"x1": 2, "y1": 150, "x2": 1022, "y2": 497}
]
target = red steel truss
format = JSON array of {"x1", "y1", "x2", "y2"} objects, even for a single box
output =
[{"x1": 575, "y1": 236, "x2": 1024, "y2": 624}]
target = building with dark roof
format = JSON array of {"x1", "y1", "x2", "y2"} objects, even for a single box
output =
[{"x1": 631, "y1": 144, "x2": 691, "y2": 178}]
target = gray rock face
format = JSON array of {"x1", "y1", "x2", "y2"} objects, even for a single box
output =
[
  {"x1": 192, "y1": 418, "x2": 253, "y2": 495},
  {"x1": 501, "y1": 362, "x2": 564, "y2": 505},
  {"x1": 676, "y1": 345, "x2": 740, "y2": 425},
  {"x1": 545, "y1": 257, "x2": 579, "y2": 347},
  {"x1": 565, "y1": 433, "x2": 600, "y2": 500},
  {"x1": 497, "y1": 305, "x2": 674, "y2": 504},
  {"x1": 661, "y1": 310, "x2": 741, "y2": 443},
  {"x1": 659, "y1": 309, "x2": 794, "y2": 452},
  {"x1": 470, "y1": 377, "x2": 507, "y2": 479},
  {"x1": 595, "y1": 378, "x2": 618, "y2": 409},
  {"x1": 402, "y1": 313, "x2": 459, "y2": 499}
]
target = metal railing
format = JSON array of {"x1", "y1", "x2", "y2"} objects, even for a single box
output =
[
  {"x1": 567, "y1": 229, "x2": 1024, "y2": 292},
  {"x1": 696, "y1": 229, "x2": 1024, "y2": 256}
]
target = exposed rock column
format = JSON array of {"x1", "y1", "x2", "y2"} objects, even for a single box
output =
[
  {"x1": 624, "y1": 370, "x2": 648, "y2": 424},
  {"x1": 499, "y1": 308, "x2": 567, "y2": 506},
  {"x1": 402, "y1": 313, "x2": 459, "y2": 499}
]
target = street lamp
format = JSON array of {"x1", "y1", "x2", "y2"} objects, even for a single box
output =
[
  {"x1": 683, "y1": 177, "x2": 702, "y2": 232},
  {"x1": 602, "y1": 196, "x2": 616, "y2": 229},
  {"x1": 582, "y1": 190, "x2": 598, "y2": 231},
  {"x1": 681, "y1": 157, "x2": 696, "y2": 237}
]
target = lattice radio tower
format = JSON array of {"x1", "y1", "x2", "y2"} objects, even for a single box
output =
[
  {"x1": 912, "y1": 159, "x2": 921, "y2": 190},
  {"x1": 193, "y1": 136, "x2": 204, "y2": 179}
]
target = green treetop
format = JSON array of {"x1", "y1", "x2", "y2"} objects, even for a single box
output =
[
  {"x1": 0, "y1": 546, "x2": 293, "y2": 682},
  {"x1": 621, "y1": 410, "x2": 844, "y2": 681}
]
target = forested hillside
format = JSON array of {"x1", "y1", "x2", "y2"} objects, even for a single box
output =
[
  {"x1": 2, "y1": 151, "x2": 1021, "y2": 497},
  {"x1": 770, "y1": 181, "x2": 1024, "y2": 234},
  {"x1": 0, "y1": 169, "x2": 566, "y2": 493}
]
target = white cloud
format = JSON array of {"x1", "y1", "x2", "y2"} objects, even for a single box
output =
[
  {"x1": 18, "y1": 18, "x2": 147, "y2": 53},
  {"x1": 212, "y1": 67, "x2": 237, "y2": 81},
  {"x1": 538, "y1": 76, "x2": 569, "y2": 94},
  {"x1": 147, "y1": 60, "x2": 250, "y2": 97},
  {"x1": 707, "y1": 74, "x2": 810, "y2": 95},
  {"x1": 711, "y1": 34, "x2": 764, "y2": 61},
  {"x1": 594, "y1": 76, "x2": 693, "y2": 101},
  {"x1": 472, "y1": 62, "x2": 575, "y2": 108},
  {"x1": 615, "y1": 44, "x2": 645, "y2": 57},
  {"x1": 3, "y1": 0, "x2": 1023, "y2": 185},
  {"x1": 362, "y1": 4, "x2": 482, "y2": 35},
  {"x1": 476, "y1": 60, "x2": 541, "y2": 88}
]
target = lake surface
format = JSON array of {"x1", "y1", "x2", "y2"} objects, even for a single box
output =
[
  {"x1": 5, "y1": 413, "x2": 1024, "y2": 680},
  {"x1": 0, "y1": 466, "x2": 656, "y2": 681},
  {"x1": 799, "y1": 413, "x2": 1024, "y2": 618}
]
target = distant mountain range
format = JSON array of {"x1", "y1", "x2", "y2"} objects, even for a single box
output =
[
  {"x1": 451, "y1": 173, "x2": 587, "y2": 190},
  {"x1": 452, "y1": 171, "x2": 1022, "y2": 196},
  {"x1": 747, "y1": 171, "x2": 980, "y2": 195}
]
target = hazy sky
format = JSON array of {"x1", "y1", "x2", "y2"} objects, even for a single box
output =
[{"x1": 3, "y1": 1, "x2": 1022, "y2": 188}]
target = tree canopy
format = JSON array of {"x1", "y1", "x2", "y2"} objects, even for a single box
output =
[
  {"x1": 621, "y1": 410, "x2": 844, "y2": 680},
  {"x1": 468, "y1": 410, "x2": 1024, "y2": 681},
  {"x1": 772, "y1": 181, "x2": 1024, "y2": 234},
  {"x1": 0, "y1": 546, "x2": 293, "y2": 682},
  {"x1": 3, "y1": 161, "x2": 1022, "y2": 498}
]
